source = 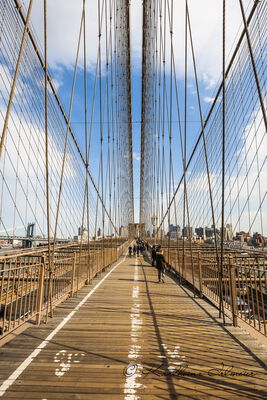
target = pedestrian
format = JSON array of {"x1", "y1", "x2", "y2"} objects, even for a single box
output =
[
  {"x1": 133, "y1": 245, "x2": 136, "y2": 255},
  {"x1": 136, "y1": 245, "x2": 140, "y2": 256},
  {"x1": 128, "y1": 246, "x2": 132, "y2": 257},
  {"x1": 151, "y1": 245, "x2": 157, "y2": 266},
  {"x1": 155, "y1": 245, "x2": 166, "y2": 283}
]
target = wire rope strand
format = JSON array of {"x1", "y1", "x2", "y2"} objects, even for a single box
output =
[
  {"x1": 219, "y1": 0, "x2": 226, "y2": 323},
  {"x1": 43, "y1": 0, "x2": 52, "y2": 321}
]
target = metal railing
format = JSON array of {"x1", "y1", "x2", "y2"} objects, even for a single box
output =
[
  {"x1": 147, "y1": 240, "x2": 267, "y2": 336},
  {"x1": 0, "y1": 239, "x2": 129, "y2": 338},
  {"x1": 167, "y1": 246, "x2": 267, "y2": 336}
]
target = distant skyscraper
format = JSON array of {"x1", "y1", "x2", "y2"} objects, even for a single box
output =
[
  {"x1": 182, "y1": 226, "x2": 193, "y2": 237},
  {"x1": 195, "y1": 227, "x2": 204, "y2": 238},
  {"x1": 223, "y1": 224, "x2": 233, "y2": 240}
]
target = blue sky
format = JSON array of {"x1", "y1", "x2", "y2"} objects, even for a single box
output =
[
  {"x1": 1, "y1": 0, "x2": 265, "y2": 240},
  {"x1": 36, "y1": 0, "x2": 252, "y2": 225},
  {"x1": 23, "y1": 0, "x2": 257, "y2": 225}
]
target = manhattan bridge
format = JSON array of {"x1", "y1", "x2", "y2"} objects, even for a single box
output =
[{"x1": 0, "y1": 0, "x2": 266, "y2": 398}]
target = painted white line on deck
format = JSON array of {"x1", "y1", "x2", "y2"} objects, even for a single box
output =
[
  {"x1": 124, "y1": 257, "x2": 143, "y2": 400},
  {"x1": 0, "y1": 254, "x2": 127, "y2": 397}
]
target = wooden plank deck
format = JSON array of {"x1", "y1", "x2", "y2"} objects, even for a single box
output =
[{"x1": 0, "y1": 253, "x2": 266, "y2": 399}]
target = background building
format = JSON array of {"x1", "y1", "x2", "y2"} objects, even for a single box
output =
[
  {"x1": 182, "y1": 226, "x2": 193, "y2": 238},
  {"x1": 74, "y1": 226, "x2": 89, "y2": 242}
]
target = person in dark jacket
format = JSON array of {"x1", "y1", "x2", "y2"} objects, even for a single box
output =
[
  {"x1": 128, "y1": 246, "x2": 132, "y2": 257},
  {"x1": 155, "y1": 245, "x2": 166, "y2": 283},
  {"x1": 151, "y1": 245, "x2": 157, "y2": 266}
]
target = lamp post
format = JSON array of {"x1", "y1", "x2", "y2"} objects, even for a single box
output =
[{"x1": 151, "y1": 215, "x2": 158, "y2": 246}]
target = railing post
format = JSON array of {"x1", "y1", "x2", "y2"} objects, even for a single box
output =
[
  {"x1": 229, "y1": 256, "x2": 238, "y2": 327},
  {"x1": 36, "y1": 256, "x2": 45, "y2": 325},
  {"x1": 71, "y1": 252, "x2": 76, "y2": 296},
  {"x1": 198, "y1": 251, "x2": 203, "y2": 298},
  {"x1": 177, "y1": 249, "x2": 180, "y2": 279},
  {"x1": 184, "y1": 252, "x2": 187, "y2": 281},
  {"x1": 86, "y1": 252, "x2": 91, "y2": 285}
]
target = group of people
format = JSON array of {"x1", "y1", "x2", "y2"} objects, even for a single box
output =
[
  {"x1": 128, "y1": 240, "x2": 166, "y2": 283},
  {"x1": 151, "y1": 244, "x2": 166, "y2": 283},
  {"x1": 128, "y1": 244, "x2": 140, "y2": 257},
  {"x1": 128, "y1": 239, "x2": 148, "y2": 257}
]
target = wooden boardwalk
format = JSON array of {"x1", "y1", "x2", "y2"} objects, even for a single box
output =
[{"x1": 0, "y1": 253, "x2": 266, "y2": 400}]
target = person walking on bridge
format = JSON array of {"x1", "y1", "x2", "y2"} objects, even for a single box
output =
[
  {"x1": 155, "y1": 245, "x2": 166, "y2": 283},
  {"x1": 151, "y1": 245, "x2": 157, "y2": 266}
]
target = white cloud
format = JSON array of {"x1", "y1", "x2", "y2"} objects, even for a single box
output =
[
  {"x1": 133, "y1": 152, "x2": 140, "y2": 162},
  {"x1": 21, "y1": 0, "x2": 252, "y2": 86},
  {"x1": 0, "y1": 99, "x2": 81, "y2": 238},
  {"x1": 52, "y1": 76, "x2": 64, "y2": 92},
  {"x1": 202, "y1": 73, "x2": 216, "y2": 90},
  {"x1": 181, "y1": 105, "x2": 267, "y2": 234},
  {"x1": 130, "y1": 0, "x2": 143, "y2": 66},
  {"x1": 0, "y1": 63, "x2": 32, "y2": 106},
  {"x1": 204, "y1": 96, "x2": 215, "y2": 103}
]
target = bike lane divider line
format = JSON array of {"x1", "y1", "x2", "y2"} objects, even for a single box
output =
[{"x1": 124, "y1": 256, "x2": 145, "y2": 399}]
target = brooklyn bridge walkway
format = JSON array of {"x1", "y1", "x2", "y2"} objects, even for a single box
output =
[{"x1": 0, "y1": 253, "x2": 266, "y2": 400}]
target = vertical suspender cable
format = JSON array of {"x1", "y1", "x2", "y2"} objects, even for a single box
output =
[
  {"x1": 126, "y1": 0, "x2": 134, "y2": 225},
  {"x1": 160, "y1": 0, "x2": 166, "y2": 246},
  {"x1": 219, "y1": 0, "x2": 226, "y2": 323},
  {"x1": 98, "y1": 0, "x2": 105, "y2": 266},
  {"x1": 167, "y1": 0, "x2": 173, "y2": 266},
  {"x1": 182, "y1": 0, "x2": 188, "y2": 280},
  {"x1": 168, "y1": 3, "x2": 184, "y2": 278},
  {"x1": 44, "y1": 0, "x2": 52, "y2": 321},
  {"x1": 82, "y1": 0, "x2": 91, "y2": 283},
  {"x1": 186, "y1": 0, "x2": 221, "y2": 296},
  {"x1": 180, "y1": 0, "x2": 195, "y2": 293}
]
